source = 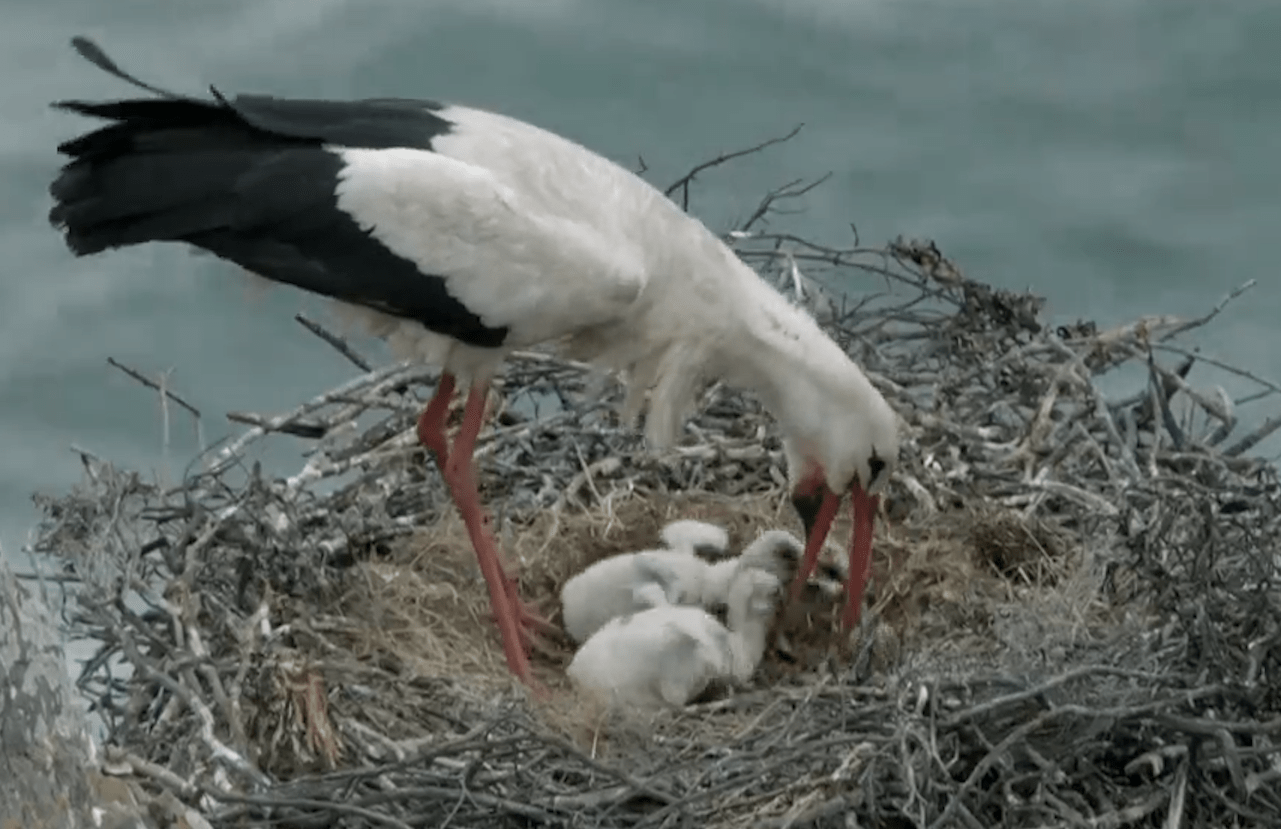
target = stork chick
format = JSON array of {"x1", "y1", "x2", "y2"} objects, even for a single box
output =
[
  {"x1": 560, "y1": 546, "x2": 711, "y2": 645},
  {"x1": 658, "y1": 519, "x2": 730, "y2": 557},
  {"x1": 566, "y1": 567, "x2": 782, "y2": 709}
]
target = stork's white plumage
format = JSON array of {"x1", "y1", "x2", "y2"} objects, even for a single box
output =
[
  {"x1": 566, "y1": 567, "x2": 782, "y2": 709},
  {"x1": 48, "y1": 37, "x2": 900, "y2": 694}
]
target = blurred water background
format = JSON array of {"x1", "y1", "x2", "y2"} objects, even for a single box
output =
[{"x1": 3, "y1": 0, "x2": 1279, "y2": 569}]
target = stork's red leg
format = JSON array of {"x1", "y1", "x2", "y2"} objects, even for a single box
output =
[
  {"x1": 416, "y1": 372, "x2": 457, "y2": 472},
  {"x1": 446, "y1": 385, "x2": 558, "y2": 641},
  {"x1": 442, "y1": 382, "x2": 551, "y2": 694}
]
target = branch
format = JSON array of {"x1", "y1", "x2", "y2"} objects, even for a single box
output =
[
  {"x1": 294, "y1": 312, "x2": 374, "y2": 372},
  {"x1": 664, "y1": 123, "x2": 805, "y2": 211},
  {"x1": 106, "y1": 357, "x2": 202, "y2": 420}
]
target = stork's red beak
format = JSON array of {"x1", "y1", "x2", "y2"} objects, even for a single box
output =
[
  {"x1": 844, "y1": 485, "x2": 880, "y2": 628},
  {"x1": 789, "y1": 472, "x2": 880, "y2": 629}
]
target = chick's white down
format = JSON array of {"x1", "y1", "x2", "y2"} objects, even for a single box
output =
[
  {"x1": 560, "y1": 522, "x2": 805, "y2": 644},
  {"x1": 701, "y1": 529, "x2": 808, "y2": 612},
  {"x1": 566, "y1": 566, "x2": 784, "y2": 709},
  {"x1": 560, "y1": 546, "x2": 712, "y2": 645},
  {"x1": 659, "y1": 519, "x2": 731, "y2": 556}
]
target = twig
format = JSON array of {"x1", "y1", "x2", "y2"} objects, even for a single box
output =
[
  {"x1": 295, "y1": 312, "x2": 374, "y2": 372},
  {"x1": 1157, "y1": 279, "x2": 1255, "y2": 342},
  {"x1": 225, "y1": 410, "x2": 329, "y2": 439},
  {"x1": 664, "y1": 124, "x2": 805, "y2": 210},
  {"x1": 1223, "y1": 414, "x2": 1281, "y2": 458},
  {"x1": 107, "y1": 357, "x2": 202, "y2": 420},
  {"x1": 201, "y1": 786, "x2": 415, "y2": 829}
]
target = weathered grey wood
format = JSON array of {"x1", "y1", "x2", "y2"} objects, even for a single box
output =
[{"x1": 0, "y1": 559, "x2": 150, "y2": 829}]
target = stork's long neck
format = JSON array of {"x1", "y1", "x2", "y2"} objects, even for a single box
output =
[
  {"x1": 710, "y1": 260, "x2": 854, "y2": 441},
  {"x1": 620, "y1": 213, "x2": 861, "y2": 450}
]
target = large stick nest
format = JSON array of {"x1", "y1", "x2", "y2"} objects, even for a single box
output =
[{"x1": 24, "y1": 141, "x2": 1281, "y2": 827}]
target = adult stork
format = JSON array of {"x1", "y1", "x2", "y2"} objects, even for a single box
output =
[{"x1": 47, "y1": 37, "x2": 900, "y2": 690}]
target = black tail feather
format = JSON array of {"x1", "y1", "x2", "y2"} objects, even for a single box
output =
[
  {"x1": 48, "y1": 37, "x2": 326, "y2": 255},
  {"x1": 67, "y1": 36, "x2": 191, "y2": 101},
  {"x1": 47, "y1": 36, "x2": 509, "y2": 347}
]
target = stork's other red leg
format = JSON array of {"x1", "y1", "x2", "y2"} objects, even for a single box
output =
[
  {"x1": 416, "y1": 372, "x2": 457, "y2": 472},
  {"x1": 442, "y1": 382, "x2": 551, "y2": 693}
]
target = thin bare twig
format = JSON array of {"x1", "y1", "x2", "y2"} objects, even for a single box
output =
[{"x1": 664, "y1": 124, "x2": 805, "y2": 211}]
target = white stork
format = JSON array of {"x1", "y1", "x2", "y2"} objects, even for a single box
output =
[{"x1": 47, "y1": 37, "x2": 900, "y2": 692}]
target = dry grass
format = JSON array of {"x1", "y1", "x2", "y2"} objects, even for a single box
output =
[
  {"x1": 334, "y1": 491, "x2": 799, "y2": 696},
  {"x1": 330, "y1": 488, "x2": 1096, "y2": 728}
]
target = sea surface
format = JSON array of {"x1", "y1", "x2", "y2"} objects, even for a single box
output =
[{"x1": 3, "y1": 0, "x2": 1280, "y2": 566}]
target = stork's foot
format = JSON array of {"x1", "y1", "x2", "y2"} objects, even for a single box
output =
[
  {"x1": 501, "y1": 574, "x2": 559, "y2": 638},
  {"x1": 486, "y1": 608, "x2": 559, "y2": 658},
  {"x1": 515, "y1": 599, "x2": 559, "y2": 640},
  {"x1": 473, "y1": 560, "x2": 549, "y2": 696},
  {"x1": 487, "y1": 586, "x2": 560, "y2": 656}
]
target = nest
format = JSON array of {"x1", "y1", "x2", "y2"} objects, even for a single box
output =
[{"x1": 23, "y1": 150, "x2": 1281, "y2": 827}]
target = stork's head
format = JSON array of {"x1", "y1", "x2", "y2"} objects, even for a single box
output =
[
  {"x1": 718, "y1": 266, "x2": 901, "y2": 624},
  {"x1": 778, "y1": 371, "x2": 900, "y2": 628}
]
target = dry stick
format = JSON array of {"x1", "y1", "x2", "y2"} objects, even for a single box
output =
[
  {"x1": 117, "y1": 631, "x2": 271, "y2": 790},
  {"x1": 1223, "y1": 414, "x2": 1281, "y2": 458},
  {"x1": 664, "y1": 123, "x2": 805, "y2": 210},
  {"x1": 1165, "y1": 760, "x2": 1189, "y2": 829},
  {"x1": 1146, "y1": 348, "x2": 1186, "y2": 450},
  {"x1": 295, "y1": 311, "x2": 375, "y2": 372},
  {"x1": 1089, "y1": 383, "x2": 1142, "y2": 480},
  {"x1": 107, "y1": 357, "x2": 203, "y2": 420},
  {"x1": 209, "y1": 362, "x2": 436, "y2": 469},
  {"x1": 932, "y1": 686, "x2": 1233, "y2": 829},
  {"x1": 538, "y1": 733, "x2": 677, "y2": 805},
  {"x1": 736, "y1": 173, "x2": 833, "y2": 234},
  {"x1": 103, "y1": 746, "x2": 199, "y2": 800},
  {"x1": 107, "y1": 356, "x2": 207, "y2": 452},
  {"x1": 1146, "y1": 357, "x2": 1234, "y2": 426},
  {"x1": 200, "y1": 786, "x2": 415, "y2": 829},
  {"x1": 352, "y1": 785, "x2": 562, "y2": 822},
  {"x1": 1157, "y1": 279, "x2": 1256, "y2": 342},
  {"x1": 1205, "y1": 386, "x2": 1239, "y2": 447},
  {"x1": 158, "y1": 367, "x2": 173, "y2": 476},
  {"x1": 943, "y1": 665, "x2": 1169, "y2": 726},
  {"x1": 224, "y1": 409, "x2": 329, "y2": 439}
]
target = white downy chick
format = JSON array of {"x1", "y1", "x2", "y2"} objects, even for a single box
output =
[{"x1": 566, "y1": 567, "x2": 783, "y2": 709}]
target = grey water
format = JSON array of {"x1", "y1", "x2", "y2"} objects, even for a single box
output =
[{"x1": 3, "y1": 0, "x2": 1280, "y2": 569}]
